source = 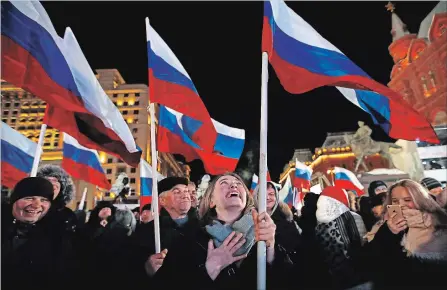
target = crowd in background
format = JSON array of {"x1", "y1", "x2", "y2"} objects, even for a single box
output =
[{"x1": 2, "y1": 164, "x2": 447, "y2": 290}]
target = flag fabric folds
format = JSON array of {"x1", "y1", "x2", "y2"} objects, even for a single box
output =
[
  {"x1": 262, "y1": 0, "x2": 438, "y2": 144},
  {"x1": 1, "y1": 123, "x2": 38, "y2": 188},
  {"x1": 293, "y1": 159, "x2": 313, "y2": 190},
  {"x1": 157, "y1": 105, "x2": 245, "y2": 175},
  {"x1": 1, "y1": 0, "x2": 142, "y2": 167},
  {"x1": 333, "y1": 166, "x2": 365, "y2": 196},
  {"x1": 140, "y1": 159, "x2": 165, "y2": 208},
  {"x1": 146, "y1": 21, "x2": 217, "y2": 152},
  {"x1": 62, "y1": 134, "x2": 111, "y2": 190}
]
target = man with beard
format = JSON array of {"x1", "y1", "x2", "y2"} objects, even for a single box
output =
[{"x1": 1, "y1": 177, "x2": 78, "y2": 290}]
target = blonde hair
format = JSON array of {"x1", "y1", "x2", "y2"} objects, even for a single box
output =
[
  {"x1": 198, "y1": 172, "x2": 254, "y2": 222},
  {"x1": 385, "y1": 179, "x2": 447, "y2": 227}
]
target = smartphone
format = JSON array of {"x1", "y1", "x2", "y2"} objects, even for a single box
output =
[{"x1": 387, "y1": 205, "x2": 403, "y2": 221}]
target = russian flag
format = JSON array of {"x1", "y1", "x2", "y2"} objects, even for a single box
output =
[
  {"x1": 1, "y1": 122, "x2": 38, "y2": 188},
  {"x1": 157, "y1": 106, "x2": 245, "y2": 175},
  {"x1": 62, "y1": 134, "x2": 111, "y2": 190},
  {"x1": 262, "y1": 0, "x2": 438, "y2": 144},
  {"x1": 140, "y1": 159, "x2": 165, "y2": 208},
  {"x1": 293, "y1": 159, "x2": 313, "y2": 190},
  {"x1": 333, "y1": 167, "x2": 365, "y2": 196},
  {"x1": 146, "y1": 20, "x2": 217, "y2": 152},
  {"x1": 278, "y1": 174, "x2": 292, "y2": 204},
  {"x1": 1, "y1": 1, "x2": 142, "y2": 167}
]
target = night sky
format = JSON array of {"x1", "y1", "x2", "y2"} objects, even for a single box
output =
[{"x1": 41, "y1": 1, "x2": 438, "y2": 184}]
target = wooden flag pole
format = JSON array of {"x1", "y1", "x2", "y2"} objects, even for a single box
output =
[
  {"x1": 145, "y1": 17, "x2": 161, "y2": 254},
  {"x1": 257, "y1": 51, "x2": 269, "y2": 290}
]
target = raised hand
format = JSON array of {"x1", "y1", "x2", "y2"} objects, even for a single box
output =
[
  {"x1": 387, "y1": 212, "x2": 408, "y2": 234},
  {"x1": 145, "y1": 249, "x2": 168, "y2": 277},
  {"x1": 205, "y1": 231, "x2": 247, "y2": 280},
  {"x1": 252, "y1": 209, "x2": 276, "y2": 248}
]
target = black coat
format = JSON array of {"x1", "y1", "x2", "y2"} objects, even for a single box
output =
[
  {"x1": 152, "y1": 221, "x2": 293, "y2": 290},
  {"x1": 361, "y1": 223, "x2": 447, "y2": 289},
  {"x1": 1, "y1": 205, "x2": 79, "y2": 290}
]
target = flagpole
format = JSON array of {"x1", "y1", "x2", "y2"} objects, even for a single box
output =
[
  {"x1": 29, "y1": 124, "x2": 47, "y2": 177},
  {"x1": 146, "y1": 17, "x2": 161, "y2": 254},
  {"x1": 78, "y1": 187, "x2": 88, "y2": 211},
  {"x1": 257, "y1": 51, "x2": 269, "y2": 290}
]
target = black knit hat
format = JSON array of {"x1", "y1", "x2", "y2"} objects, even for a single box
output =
[
  {"x1": 420, "y1": 177, "x2": 442, "y2": 191},
  {"x1": 368, "y1": 180, "x2": 388, "y2": 197},
  {"x1": 141, "y1": 203, "x2": 152, "y2": 212},
  {"x1": 158, "y1": 177, "x2": 189, "y2": 194},
  {"x1": 10, "y1": 177, "x2": 54, "y2": 204}
]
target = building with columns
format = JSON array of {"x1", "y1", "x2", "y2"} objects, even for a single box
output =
[{"x1": 1, "y1": 69, "x2": 190, "y2": 209}]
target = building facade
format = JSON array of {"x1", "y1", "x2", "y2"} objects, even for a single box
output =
[
  {"x1": 1, "y1": 69, "x2": 189, "y2": 209},
  {"x1": 387, "y1": 2, "x2": 447, "y2": 126}
]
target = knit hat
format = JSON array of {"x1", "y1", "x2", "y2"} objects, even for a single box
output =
[
  {"x1": 420, "y1": 177, "x2": 442, "y2": 191},
  {"x1": 368, "y1": 180, "x2": 387, "y2": 197},
  {"x1": 141, "y1": 203, "x2": 152, "y2": 212},
  {"x1": 10, "y1": 177, "x2": 54, "y2": 204},
  {"x1": 158, "y1": 177, "x2": 189, "y2": 194}
]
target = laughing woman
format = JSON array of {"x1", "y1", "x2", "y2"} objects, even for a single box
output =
[{"x1": 152, "y1": 173, "x2": 293, "y2": 290}]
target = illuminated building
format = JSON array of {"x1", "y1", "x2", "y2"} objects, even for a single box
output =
[
  {"x1": 1, "y1": 69, "x2": 190, "y2": 209},
  {"x1": 279, "y1": 132, "x2": 390, "y2": 189},
  {"x1": 387, "y1": 2, "x2": 447, "y2": 126}
]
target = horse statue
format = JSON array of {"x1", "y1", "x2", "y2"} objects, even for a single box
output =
[{"x1": 344, "y1": 121, "x2": 402, "y2": 172}]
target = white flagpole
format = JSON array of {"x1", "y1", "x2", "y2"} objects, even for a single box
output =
[
  {"x1": 78, "y1": 187, "x2": 88, "y2": 210},
  {"x1": 29, "y1": 124, "x2": 47, "y2": 177},
  {"x1": 257, "y1": 51, "x2": 269, "y2": 290},
  {"x1": 145, "y1": 17, "x2": 161, "y2": 254}
]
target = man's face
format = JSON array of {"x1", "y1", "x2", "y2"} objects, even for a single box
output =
[
  {"x1": 188, "y1": 183, "x2": 198, "y2": 207},
  {"x1": 140, "y1": 209, "x2": 153, "y2": 223},
  {"x1": 374, "y1": 185, "x2": 388, "y2": 195},
  {"x1": 98, "y1": 207, "x2": 112, "y2": 219},
  {"x1": 160, "y1": 184, "x2": 191, "y2": 217},
  {"x1": 45, "y1": 177, "x2": 61, "y2": 199},
  {"x1": 429, "y1": 187, "x2": 443, "y2": 196},
  {"x1": 12, "y1": 196, "x2": 51, "y2": 223}
]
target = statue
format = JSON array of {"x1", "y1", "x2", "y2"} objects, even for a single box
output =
[
  {"x1": 344, "y1": 121, "x2": 402, "y2": 172},
  {"x1": 110, "y1": 172, "x2": 131, "y2": 203},
  {"x1": 197, "y1": 174, "x2": 211, "y2": 201}
]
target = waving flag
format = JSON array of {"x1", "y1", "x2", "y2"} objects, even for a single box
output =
[
  {"x1": 294, "y1": 159, "x2": 313, "y2": 190},
  {"x1": 333, "y1": 167, "x2": 364, "y2": 196},
  {"x1": 278, "y1": 174, "x2": 292, "y2": 203},
  {"x1": 158, "y1": 106, "x2": 245, "y2": 175},
  {"x1": 146, "y1": 21, "x2": 217, "y2": 151},
  {"x1": 140, "y1": 159, "x2": 165, "y2": 208},
  {"x1": 1, "y1": 1, "x2": 141, "y2": 166},
  {"x1": 1, "y1": 123, "x2": 38, "y2": 188},
  {"x1": 262, "y1": 0, "x2": 438, "y2": 144},
  {"x1": 62, "y1": 134, "x2": 111, "y2": 190}
]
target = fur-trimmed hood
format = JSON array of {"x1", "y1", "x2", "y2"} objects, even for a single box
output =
[
  {"x1": 253, "y1": 181, "x2": 294, "y2": 221},
  {"x1": 36, "y1": 165, "x2": 75, "y2": 209},
  {"x1": 274, "y1": 201, "x2": 294, "y2": 222}
]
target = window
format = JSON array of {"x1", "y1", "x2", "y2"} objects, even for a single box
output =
[
  {"x1": 2, "y1": 119, "x2": 7, "y2": 123},
  {"x1": 12, "y1": 111, "x2": 18, "y2": 115},
  {"x1": 53, "y1": 142, "x2": 58, "y2": 147},
  {"x1": 4, "y1": 103, "x2": 11, "y2": 108},
  {"x1": 113, "y1": 94, "x2": 118, "y2": 98},
  {"x1": 135, "y1": 93, "x2": 140, "y2": 97},
  {"x1": 43, "y1": 142, "x2": 50, "y2": 146},
  {"x1": 3, "y1": 111, "x2": 8, "y2": 115},
  {"x1": 124, "y1": 94, "x2": 129, "y2": 97},
  {"x1": 130, "y1": 178, "x2": 136, "y2": 184},
  {"x1": 123, "y1": 111, "x2": 128, "y2": 115},
  {"x1": 106, "y1": 169, "x2": 112, "y2": 174},
  {"x1": 124, "y1": 101, "x2": 128, "y2": 106},
  {"x1": 117, "y1": 167, "x2": 126, "y2": 173},
  {"x1": 130, "y1": 168, "x2": 136, "y2": 173},
  {"x1": 11, "y1": 119, "x2": 16, "y2": 123},
  {"x1": 135, "y1": 101, "x2": 140, "y2": 106},
  {"x1": 107, "y1": 158, "x2": 113, "y2": 163},
  {"x1": 132, "y1": 128, "x2": 138, "y2": 133},
  {"x1": 133, "y1": 110, "x2": 139, "y2": 114},
  {"x1": 14, "y1": 103, "x2": 20, "y2": 107},
  {"x1": 55, "y1": 133, "x2": 60, "y2": 138}
]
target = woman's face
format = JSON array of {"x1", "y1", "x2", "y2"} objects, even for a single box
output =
[
  {"x1": 266, "y1": 184, "x2": 277, "y2": 211},
  {"x1": 46, "y1": 177, "x2": 61, "y2": 199},
  {"x1": 391, "y1": 186, "x2": 415, "y2": 210},
  {"x1": 98, "y1": 207, "x2": 112, "y2": 219},
  {"x1": 211, "y1": 175, "x2": 247, "y2": 212}
]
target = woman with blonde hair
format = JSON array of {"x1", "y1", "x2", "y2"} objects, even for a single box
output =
[
  {"x1": 152, "y1": 173, "x2": 292, "y2": 290},
  {"x1": 363, "y1": 179, "x2": 447, "y2": 288}
]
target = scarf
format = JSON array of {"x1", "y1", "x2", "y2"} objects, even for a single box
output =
[{"x1": 205, "y1": 212, "x2": 256, "y2": 256}]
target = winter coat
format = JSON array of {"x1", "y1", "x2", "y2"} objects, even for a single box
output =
[
  {"x1": 362, "y1": 222, "x2": 447, "y2": 289},
  {"x1": 1, "y1": 204, "x2": 79, "y2": 290},
  {"x1": 152, "y1": 224, "x2": 294, "y2": 290}
]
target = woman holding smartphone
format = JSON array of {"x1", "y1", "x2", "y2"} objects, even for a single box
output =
[{"x1": 363, "y1": 179, "x2": 447, "y2": 288}]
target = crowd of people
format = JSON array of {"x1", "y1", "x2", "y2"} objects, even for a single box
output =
[{"x1": 2, "y1": 164, "x2": 447, "y2": 290}]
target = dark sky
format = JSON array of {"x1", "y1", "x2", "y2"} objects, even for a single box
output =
[{"x1": 42, "y1": 1, "x2": 438, "y2": 184}]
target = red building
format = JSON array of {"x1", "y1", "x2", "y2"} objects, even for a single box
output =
[{"x1": 387, "y1": 2, "x2": 447, "y2": 125}]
